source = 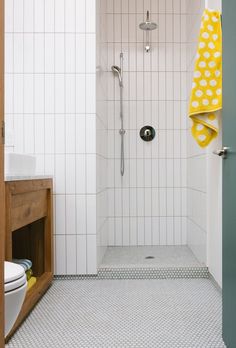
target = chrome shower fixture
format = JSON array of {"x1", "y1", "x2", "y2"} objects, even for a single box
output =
[
  {"x1": 139, "y1": 11, "x2": 157, "y2": 52},
  {"x1": 111, "y1": 53, "x2": 125, "y2": 176},
  {"x1": 111, "y1": 65, "x2": 123, "y2": 87}
]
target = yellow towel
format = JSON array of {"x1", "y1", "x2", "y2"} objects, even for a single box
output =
[
  {"x1": 27, "y1": 277, "x2": 37, "y2": 291},
  {"x1": 189, "y1": 9, "x2": 222, "y2": 148}
]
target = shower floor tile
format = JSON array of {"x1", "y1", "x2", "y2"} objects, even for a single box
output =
[
  {"x1": 6, "y1": 279, "x2": 225, "y2": 348},
  {"x1": 100, "y1": 246, "x2": 204, "y2": 269}
]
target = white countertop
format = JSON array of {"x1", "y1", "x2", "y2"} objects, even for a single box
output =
[{"x1": 5, "y1": 175, "x2": 53, "y2": 182}]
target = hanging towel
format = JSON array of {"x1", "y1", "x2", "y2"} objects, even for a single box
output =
[
  {"x1": 188, "y1": 9, "x2": 222, "y2": 148},
  {"x1": 12, "y1": 259, "x2": 32, "y2": 272}
]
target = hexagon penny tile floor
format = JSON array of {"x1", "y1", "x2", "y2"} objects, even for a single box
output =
[{"x1": 6, "y1": 278, "x2": 226, "y2": 348}]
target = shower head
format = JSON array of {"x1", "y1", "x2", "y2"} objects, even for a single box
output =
[
  {"x1": 139, "y1": 11, "x2": 157, "y2": 52},
  {"x1": 139, "y1": 11, "x2": 157, "y2": 31},
  {"x1": 111, "y1": 65, "x2": 122, "y2": 86}
]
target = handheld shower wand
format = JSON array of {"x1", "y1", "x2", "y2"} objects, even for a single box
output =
[
  {"x1": 111, "y1": 65, "x2": 123, "y2": 87},
  {"x1": 111, "y1": 53, "x2": 125, "y2": 176}
]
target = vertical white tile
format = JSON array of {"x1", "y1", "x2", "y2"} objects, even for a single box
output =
[
  {"x1": 76, "y1": 0, "x2": 86, "y2": 32},
  {"x1": 65, "y1": 75, "x2": 76, "y2": 113},
  {"x1": 55, "y1": 0, "x2": 65, "y2": 32},
  {"x1": 13, "y1": 74, "x2": 24, "y2": 114},
  {"x1": 34, "y1": 0, "x2": 44, "y2": 32},
  {"x1": 55, "y1": 155, "x2": 66, "y2": 194},
  {"x1": 45, "y1": 114, "x2": 55, "y2": 154},
  {"x1": 45, "y1": 35, "x2": 55, "y2": 73},
  {"x1": 14, "y1": 0, "x2": 23, "y2": 32},
  {"x1": 5, "y1": 34, "x2": 13, "y2": 73},
  {"x1": 160, "y1": 217, "x2": 167, "y2": 245},
  {"x1": 55, "y1": 115, "x2": 65, "y2": 153},
  {"x1": 45, "y1": 0, "x2": 55, "y2": 32},
  {"x1": 66, "y1": 235, "x2": 77, "y2": 274},
  {"x1": 55, "y1": 34, "x2": 65, "y2": 73},
  {"x1": 34, "y1": 75, "x2": 45, "y2": 113},
  {"x1": 76, "y1": 115, "x2": 86, "y2": 153},
  {"x1": 145, "y1": 218, "x2": 152, "y2": 246},
  {"x1": 66, "y1": 114, "x2": 76, "y2": 153},
  {"x1": 55, "y1": 235, "x2": 66, "y2": 275},
  {"x1": 55, "y1": 195, "x2": 66, "y2": 235},
  {"x1": 76, "y1": 34, "x2": 86, "y2": 72},
  {"x1": 24, "y1": 115, "x2": 34, "y2": 154},
  {"x1": 65, "y1": 34, "x2": 76, "y2": 73},
  {"x1": 130, "y1": 217, "x2": 137, "y2": 246},
  {"x1": 55, "y1": 75, "x2": 65, "y2": 113},
  {"x1": 87, "y1": 195, "x2": 97, "y2": 235},
  {"x1": 66, "y1": 155, "x2": 76, "y2": 194},
  {"x1": 24, "y1": 75, "x2": 34, "y2": 113},
  {"x1": 167, "y1": 217, "x2": 174, "y2": 245},
  {"x1": 14, "y1": 34, "x2": 23, "y2": 73},
  {"x1": 76, "y1": 74, "x2": 86, "y2": 113},
  {"x1": 86, "y1": 0, "x2": 96, "y2": 32},
  {"x1": 86, "y1": 154, "x2": 96, "y2": 193},
  {"x1": 87, "y1": 235, "x2": 97, "y2": 274},
  {"x1": 77, "y1": 235, "x2": 87, "y2": 274},
  {"x1": 86, "y1": 74, "x2": 96, "y2": 113},
  {"x1": 76, "y1": 195, "x2": 87, "y2": 234},
  {"x1": 137, "y1": 217, "x2": 144, "y2": 246},
  {"x1": 86, "y1": 114, "x2": 96, "y2": 153},
  {"x1": 66, "y1": 195, "x2": 76, "y2": 235},
  {"x1": 5, "y1": 0, "x2": 13, "y2": 33},
  {"x1": 65, "y1": 0, "x2": 76, "y2": 32},
  {"x1": 34, "y1": 115, "x2": 45, "y2": 154},
  {"x1": 115, "y1": 217, "x2": 123, "y2": 246},
  {"x1": 86, "y1": 34, "x2": 96, "y2": 73},
  {"x1": 45, "y1": 75, "x2": 55, "y2": 113},
  {"x1": 76, "y1": 155, "x2": 86, "y2": 194}
]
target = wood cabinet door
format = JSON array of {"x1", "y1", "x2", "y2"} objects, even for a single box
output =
[{"x1": 0, "y1": 0, "x2": 4, "y2": 346}]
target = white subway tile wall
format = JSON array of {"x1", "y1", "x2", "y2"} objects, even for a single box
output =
[
  {"x1": 186, "y1": 0, "x2": 207, "y2": 264},
  {"x1": 4, "y1": 0, "x2": 100, "y2": 275},
  {"x1": 4, "y1": 0, "x2": 208, "y2": 273},
  {"x1": 107, "y1": 0, "x2": 188, "y2": 247}
]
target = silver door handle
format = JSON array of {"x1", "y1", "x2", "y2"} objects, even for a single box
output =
[{"x1": 213, "y1": 147, "x2": 230, "y2": 159}]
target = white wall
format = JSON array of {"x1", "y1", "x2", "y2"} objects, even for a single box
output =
[
  {"x1": 106, "y1": 0, "x2": 188, "y2": 247},
  {"x1": 186, "y1": 0, "x2": 223, "y2": 286},
  {"x1": 5, "y1": 0, "x2": 98, "y2": 275},
  {"x1": 186, "y1": 0, "x2": 207, "y2": 265},
  {"x1": 206, "y1": 0, "x2": 222, "y2": 287},
  {"x1": 96, "y1": 0, "x2": 108, "y2": 265}
]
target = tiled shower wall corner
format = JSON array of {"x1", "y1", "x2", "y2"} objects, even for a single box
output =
[
  {"x1": 107, "y1": 0, "x2": 188, "y2": 247},
  {"x1": 4, "y1": 0, "x2": 98, "y2": 275},
  {"x1": 96, "y1": 0, "x2": 108, "y2": 265},
  {"x1": 186, "y1": 0, "x2": 207, "y2": 264}
]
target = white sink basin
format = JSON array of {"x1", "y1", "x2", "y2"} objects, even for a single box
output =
[{"x1": 5, "y1": 153, "x2": 36, "y2": 177}]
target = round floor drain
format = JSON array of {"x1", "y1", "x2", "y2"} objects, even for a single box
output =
[{"x1": 145, "y1": 256, "x2": 155, "y2": 260}]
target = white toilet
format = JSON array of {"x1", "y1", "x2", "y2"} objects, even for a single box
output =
[{"x1": 4, "y1": 261, "x2": 27, "y2": 336}]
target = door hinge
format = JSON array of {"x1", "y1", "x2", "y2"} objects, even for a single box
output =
[{"x1": 1, "y1": 120, "x2": 5, "y2": 144}]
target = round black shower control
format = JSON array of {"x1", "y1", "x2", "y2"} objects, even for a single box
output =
[{"x1": 140, "y1": 126, "x2": 156, "y2": 142}]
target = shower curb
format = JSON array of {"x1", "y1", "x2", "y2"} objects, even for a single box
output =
[{"x1": 54, "y1": 267, "x2": 209, "y2": 280}]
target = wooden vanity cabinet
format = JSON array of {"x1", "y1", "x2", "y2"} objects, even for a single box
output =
[{"x1": 5, "y1": 179, "x2": 53, "y2": 341}]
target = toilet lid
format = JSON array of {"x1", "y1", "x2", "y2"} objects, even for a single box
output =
[
  {"x1": 5, "y1": 273, "x2": 27, "y2": 293},
  {"x1": 4, "y1": 261, "x2": 25, "y2": 284}
]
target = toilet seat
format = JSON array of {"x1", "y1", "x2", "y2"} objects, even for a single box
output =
[{"x1": 4, "y1": 262, "x2": 27, "y2": 293}]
